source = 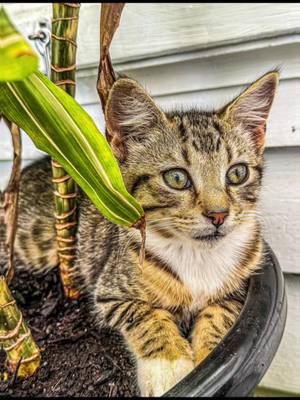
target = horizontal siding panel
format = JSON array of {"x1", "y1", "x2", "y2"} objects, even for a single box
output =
[
  {"x1": 114, "y1": 42, "x2": 300, "y2": 96},
  {"x1": 260, "y1": 147, "x2": 300, "y2": 274},
  {"x1": 260, "y1": 273, "x2": 300, "y2": 394},
  {"x1": 111, "y1": 3, "x2": 300, "y2": 63},
  {"x1": 76, "y1": 41, "x2": 300, "y2": 101},
  {"x1": 4, "y1": 3, "x2": 300, "y2": 66}
]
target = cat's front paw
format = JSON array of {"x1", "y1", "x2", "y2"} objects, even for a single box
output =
[{"x1": 137, "y1": 357, "x2": 194, "y2": 397}]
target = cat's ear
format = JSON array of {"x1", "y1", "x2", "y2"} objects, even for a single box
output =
[
  {"x1": 105, "y1": 78, "x2": 166, "y2": 161},
  {"x1": 220, "y1": 71, "x2": 279, "y2": 149}
]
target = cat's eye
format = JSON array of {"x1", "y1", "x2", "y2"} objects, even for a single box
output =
[
  {"x1": 226, "y1": 163, "x2": 249, "y2": 185},
  {"x1": 163, "y1": 168, "x2": 191, "y2": 190}
]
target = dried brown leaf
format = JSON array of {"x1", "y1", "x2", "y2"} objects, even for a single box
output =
[{"x1": 97, "y1": 3, "x2": 125, "y2": 133}]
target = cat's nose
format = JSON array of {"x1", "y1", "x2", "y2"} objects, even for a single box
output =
[{"x1": 203, "y1": 209, "x2": 229, "y2": 227}]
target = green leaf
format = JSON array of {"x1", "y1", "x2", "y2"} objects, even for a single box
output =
[
  {"x1": 0, "y1": 6, "x2": 39, "y2": 81},
  {"x1": 0, "y1": 71, "x2": 144, "y2": 227}
]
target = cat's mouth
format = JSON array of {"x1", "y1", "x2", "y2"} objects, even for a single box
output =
[{"x1": 192, "y1": 231, "x2": 226, "y2": 242}]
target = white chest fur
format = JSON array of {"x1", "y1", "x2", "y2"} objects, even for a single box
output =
[{"x1": 145, "y1": 223, "x2": 253, "y2": 303}]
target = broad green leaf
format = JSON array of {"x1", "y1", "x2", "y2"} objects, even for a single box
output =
[
  {"x1": 0, "y1": 7, "x2": 39, "y2": 81},
  {"x1": 0, "y1": 71, "x2": 144, "y2": 227}
]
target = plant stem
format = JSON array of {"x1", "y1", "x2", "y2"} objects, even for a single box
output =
[
  {"x1": 51, "y1": 3, "x2": 81, "y2": 299},
  {"x1": 0, "y1": 277, "x2": 41, "y2": 378},
  {"x1": 0, "y1": 120, "x2": 41, "y2": 379}
]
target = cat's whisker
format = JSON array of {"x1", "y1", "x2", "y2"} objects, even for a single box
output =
[
  {"x1": 150, "y1": 220, "x2": 191, "y2": 230},
  {"x1": 241, "y1": 211, "x2": 266, "y2": 221},
  {"x1": 147, "y1": 217, "x2": 179, "y2": 225},
  {"x1": 149, "y1": 224, "x2": 179, "y2": 233},
  {"x1": 148, "y1": 220, "x2": 192, "y2": 236},
  {"x1": 147, "y1": 219, "x2": 177, "y2": 226},
  {"x1": 147, "y1": 216, "x2": 195, "y2": 223}
]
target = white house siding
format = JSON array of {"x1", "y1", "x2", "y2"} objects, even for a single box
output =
[{"x1": 1, "y1": 3, "x2": 300, "y2": 395}]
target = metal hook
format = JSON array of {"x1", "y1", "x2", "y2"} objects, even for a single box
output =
[{"x1": 28, "y1": 19, "x2": 51, "y2": 78}]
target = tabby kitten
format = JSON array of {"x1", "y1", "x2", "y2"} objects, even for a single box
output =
[{"x1": 10, "y1": 71, "x2": 278, "y2": 396}]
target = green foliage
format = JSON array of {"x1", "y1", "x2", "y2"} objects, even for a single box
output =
[
  {"x1": 0, "y1": 7, "x2": 39, "y2": 81},
  {"x1": 0, "y1": 7, "x2": 144, "y2": 228}
]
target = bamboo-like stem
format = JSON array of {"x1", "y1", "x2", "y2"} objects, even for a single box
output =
[
  {"x1": 0, "y1": 277, "x2": 41, "y2": 378},
  {"x1": 51, "y1": 3, "x2": 81, "y2": 299},
  {"x1": 0, "y1": 119, "x2": 41, "y2": 379}
]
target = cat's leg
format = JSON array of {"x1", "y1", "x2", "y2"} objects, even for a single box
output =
[
  {"x1": 96, "y1": 296, "x2": 194, "y2": 396},
  {"x1": 191, "y1": 299, "x2": 243, "y2": 366}
]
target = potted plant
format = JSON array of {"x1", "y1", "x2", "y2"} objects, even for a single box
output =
[{"x1": 0, "y1": 3, "x2": 287, "y2": 396}]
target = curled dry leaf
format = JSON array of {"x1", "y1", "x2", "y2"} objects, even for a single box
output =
[{"x1": 97, "y1": 2, "x2": 125, "y2": 116}]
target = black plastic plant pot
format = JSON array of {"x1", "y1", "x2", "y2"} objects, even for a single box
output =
[{"x1": 164, "y1": 242, "x2": 287, "y2": 397}]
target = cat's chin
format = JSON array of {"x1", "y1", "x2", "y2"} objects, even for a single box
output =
[
  {"x1": 192, "y1": 232, "x2": 226, "y2": 243},
  {"x1": 191, "y1": 224, "x2": 238, "y2": 244}
]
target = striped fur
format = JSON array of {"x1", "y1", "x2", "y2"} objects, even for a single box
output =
[{"x1": 2, "y1": 71, "x2": 279, "y2": 396}]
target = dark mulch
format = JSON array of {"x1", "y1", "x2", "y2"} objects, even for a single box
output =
[{"x1": 0, "y1": 268, "x2": 139, "y2": 397}]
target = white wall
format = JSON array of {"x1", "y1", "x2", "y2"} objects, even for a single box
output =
[{"x1": 1, "y1": 3, "x2": 300, "y2": 394}]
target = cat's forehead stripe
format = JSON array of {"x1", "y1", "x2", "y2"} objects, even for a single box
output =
[
  {"x1": 170, "y1": 111, "x2": 224, "y2": 154},
  {"x1": 181, "y1": 148, "x2": 191, "y2": 165},
  {"x1": 226, "y1": 145, "x2": 233, "y2": 163},
  {"x1": 192, "y1": 140, "x2": 200, "y2": 152}
]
